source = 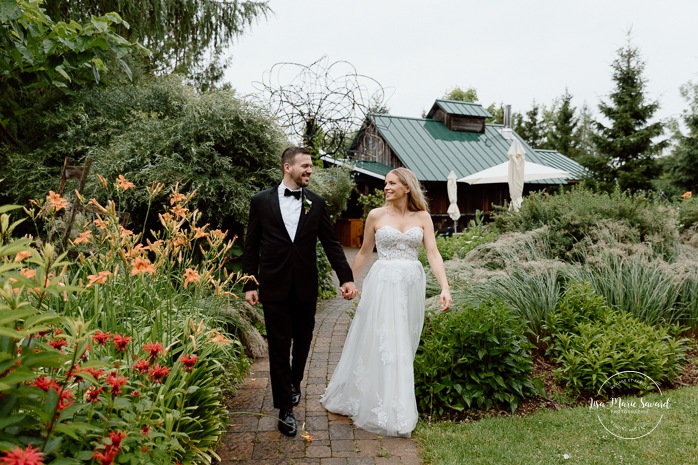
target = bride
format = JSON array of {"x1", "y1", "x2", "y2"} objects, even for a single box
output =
[{"x1": 320, "y1": 167, "x2": 452, "y2": 436}]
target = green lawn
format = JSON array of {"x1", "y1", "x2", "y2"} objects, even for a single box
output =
[{"x1": 415, "y1": 386, "x2": 698, "y2": 465}]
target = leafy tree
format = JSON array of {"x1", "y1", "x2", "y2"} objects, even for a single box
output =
[
  {"x1": 588, "y1": 40, "x2": 667, "y2": 192},
  {"x1": 513, "y1": 102, "x2": 545, "y2": 148},
  {"x1": 443, "y1": 86, "x2": 478, "y2": 103},
  {"x1": 3, "y1": 75, "x2": 286, "y2": 232},
  {"x1": 661, "y1": 82, "x2": 698, "y2": 194},
  {"x1": 44, "y1": 0, "x2": 271, "y2": 88},
  {"x1": 485, "y1": 102, "x2": 504, "y2": 124},
  {"x1": 544, "y1": 89, "x2": 579, "y2": 156},
  {"x1": 0, "y1": 0, "x2": 144, "y2": 147}
]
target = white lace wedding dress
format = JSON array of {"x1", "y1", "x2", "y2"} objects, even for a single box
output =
[{"x1": 320, "y1": 225, "x2": 426, "y2": 436}]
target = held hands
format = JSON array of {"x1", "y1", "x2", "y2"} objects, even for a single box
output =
[
  {"x1": 245, "y1": 290, "x2": 259, "y2": 306},
  {"x1": 439, "y1": 288, "x2": 452, "y2": 312},
  {"x1": 340, "y1": 282, "x2": 359, "y2": 300}
]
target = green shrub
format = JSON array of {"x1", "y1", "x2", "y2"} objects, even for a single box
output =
[
  {"x1": 415, "y1": 300, "x2": 542, "y2": 417},
  {"x1": 419, "y1": 211, "x2": 498, "y2": 267},
  {"x1": 677, "y1": 196, "x2": 698, "y2": 230},
  {"x1": 491, "y1": 185, "x2": 681, "y2": 261},
  {"x1": 549, "y1": 282, "x2": 688, "y2": 395}
]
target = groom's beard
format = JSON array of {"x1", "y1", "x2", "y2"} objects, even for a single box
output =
[{"x1": 292, "y1": 173, "x2": 311, "y2": 188}]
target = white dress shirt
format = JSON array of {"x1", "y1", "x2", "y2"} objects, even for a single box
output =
[{"x1": 278, "y1": 183, "x2": 302, "y2": 240}]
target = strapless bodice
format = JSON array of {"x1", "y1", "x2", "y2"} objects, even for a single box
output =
[{"x1": 375, "y1": 226, "x2": 423, "y2": 261}]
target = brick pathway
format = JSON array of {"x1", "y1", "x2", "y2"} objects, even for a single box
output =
[{"x1": 216, "y1": 248, "x2": 421, "y2": 465}]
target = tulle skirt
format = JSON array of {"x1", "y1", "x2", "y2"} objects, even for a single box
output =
[{"x1": 320, "y1": 259, "x2": 425, "y2": 436}]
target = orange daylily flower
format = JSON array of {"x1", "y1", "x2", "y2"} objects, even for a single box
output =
[
  {"x1": 14, "y1": 251, "x2": 32, "y2": 262},
  {"x1": 115, "y1": 174, "x2": 135, "y2": 191},
  {"x1": 170, "y1": 192, "x2": 186, "y2": 205},
  {"x1": 73, "y1": 230, "x2": 92, "y2": 245},
  {"x1": 682, "y1": 191, "x2": 692, "y2": 199},
  {"x1": 183, "y1": 268, "x2": 201, "y2": 288},
  {"x1": 93, "y1": 217, "x2": 108, "y2": 230},
  {"x1": 130, "y1": 257, "x2": 156, "y2": 276},
  {"x1": 20, "y1": 268, "x2": 37, "y2": 280},
  {"x1": 46, "y1": 191, "x2": 68, "y2": 212},
  {"x1": 193, "y1": 226, "x2": 208, "y2": 239},
  {"x1": 119, "y1": 226, "x2": 134, "y2": 238},
  {"x1": 171, "y1": 204, "x2": 188, "y2": 218},
  {"x1": 159, "y1": 212, "x2": 174, "y2": 225},
  {"x1": 86, "y1": 270, "x2": 112, "y2": 288},
  {"x1": 208, "y1": 329, "x2": 231, "y2": 345}
]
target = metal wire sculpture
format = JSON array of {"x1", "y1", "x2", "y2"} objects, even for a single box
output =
[{"x1": 254, "y1": 55, "x2": 389, "y2": 157}]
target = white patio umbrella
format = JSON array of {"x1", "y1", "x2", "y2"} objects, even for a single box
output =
[
  {"x1": 508, "y1": 139, "x2": 526, "y2": 212},
  {"x1": 446, "y1": 170, "x2": 460, "y2": 232},
  {"x1": 458, "y1": 160, "x2": 572, "y2": 184}
]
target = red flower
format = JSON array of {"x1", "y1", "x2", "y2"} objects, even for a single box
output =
[
  {"x1": 148, "y1": 364, "x2": 170, "y2": 383},
  {"x1": 57, "y1": 388, "x2": 74, "y2": 411},
  {"x1": 92, "y1": 450, "x2": 117, "y2": 465},
  {"x1": 130, "y1": 390, "x2": 141, "y2": 398},
  {"x1": 33, "y1": 376, "x2": 59, "y2": 392},
  {"x1": 48, "y1": 338, "x2": 69, "y2": 351},
  {"x1": 132, "y1": 359, "x2": 150, "y2": 374},
  {"x1": 142, "y1": 342, "x2": 164, "y2": 360},
  {"x1": 180, "y1": 354, "x2": 198, "y2": 371},
  {"x1": 93, "y1": 430, "x2": 126, "y2": 465},
  {"x1": 140, "y1": 425, "x2": 150, "y2": 436},
  {"x1": 86, "y1": 386, "x2": 104, "y2": 403},
  {"x1": 112, "y1": 334, "x2": 132, "y2": 352},
  {"x1": 92, "y1": 331, "x2": 111, "y2": 346},
  {"x1": 0, "y1": 444, "x2": 44, "y2": 465},
  {"x1": 83, "y1": 367, "x2": 105, "y2": 380},
  {"x1": 105, "y1": 372, "x2": 128, "y2": 396}
]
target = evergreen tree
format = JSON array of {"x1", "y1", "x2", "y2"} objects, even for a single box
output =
[
  {"x1": 589, "y1": 40, "x2": 667, "y2": 192},
  {"x1": 662, "y1": 82, "x2": 698, "y2": 193},
  {"x1": 513, "y1": 102, "x2": 545, "y2": 148},
  {"x1": 544, "y1": 90, "x2": 579, "y2": 156}
]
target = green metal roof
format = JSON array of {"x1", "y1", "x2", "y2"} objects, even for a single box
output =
[
  {"x1": 425, "y1": 100, "x2": 493, "y2": 119},
  {"x1": 370, "y1": 114, "x2": 585, "y2": 183}
]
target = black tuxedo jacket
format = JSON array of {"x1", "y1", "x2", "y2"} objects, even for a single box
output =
[{"x1": 241, "y1": 187, "x2": 353, "y2": 302}]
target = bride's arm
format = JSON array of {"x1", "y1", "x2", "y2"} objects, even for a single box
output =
[
  {"x1": 421, "y1": 211, "x2": 452, "y2": 311},
  {"x1": 351, "y1": 209, "x2": 379, "y2": 279}
]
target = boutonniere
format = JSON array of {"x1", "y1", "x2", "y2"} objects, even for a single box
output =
[{"x1": 303, "y1": 196, "x2": 313, "y2": 214}]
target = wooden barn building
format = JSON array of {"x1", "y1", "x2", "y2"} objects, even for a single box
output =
[{"x1": 324, "y1": 99, "x2": 585, "y2": 246}]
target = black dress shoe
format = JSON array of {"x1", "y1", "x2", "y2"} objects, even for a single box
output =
[
  {"x1": 278, "y1": 409, "x2": 297, "y2": 437},
  {"x1": 291, "y1": 384, "x2": 301, "y2": 406}
]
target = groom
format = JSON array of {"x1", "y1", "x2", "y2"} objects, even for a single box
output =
[{"x1": 242, "y1": 146, "x2": 357, "y2": 437}]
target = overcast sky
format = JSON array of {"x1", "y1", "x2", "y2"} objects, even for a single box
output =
[{"x1": 224, "y1": 0, "x2": 698, "y2": 124}]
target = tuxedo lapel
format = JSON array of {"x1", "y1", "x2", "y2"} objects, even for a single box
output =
[{"x1": 267, "y1": 189, "x2": 292, "y2": 242}]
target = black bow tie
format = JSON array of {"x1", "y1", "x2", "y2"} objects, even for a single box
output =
[{"x1": 284, "y1": 188, "x2": 301, "y2": 200}]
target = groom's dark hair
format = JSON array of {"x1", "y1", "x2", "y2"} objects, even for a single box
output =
[{"x1": 282, "y1": 146, "x2": 311, "y2": 168}]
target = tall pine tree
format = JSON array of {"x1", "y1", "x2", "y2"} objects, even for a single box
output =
[
  {"x1": 544, "y1": 90, "x2": 579, "y2": 156},
  {"x1": 589, "y1": 39, "x2": 666, "y2": 192},
  {"x1": 662, "y1": 82, "x2": 698, "y2": 193},
  {"x1": 513, "y1": 102, "x2": 545, "y2": 148}
]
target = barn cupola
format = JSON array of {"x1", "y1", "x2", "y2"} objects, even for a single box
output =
[{"x1": 425, "y1": 100, "x2": 492, "y2": 134}]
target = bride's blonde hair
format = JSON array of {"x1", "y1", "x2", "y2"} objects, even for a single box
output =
[{"x1": 387, "y1": 168, "x2": 429, "y2": 213}]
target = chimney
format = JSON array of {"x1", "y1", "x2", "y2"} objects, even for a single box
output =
[{"x1": 501, "y1": 104, "x2": 513, "y2": 139}]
